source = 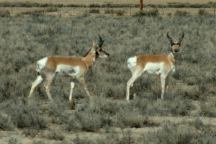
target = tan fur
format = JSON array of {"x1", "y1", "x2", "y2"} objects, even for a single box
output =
[
  {"x1": 45, "y1": 54, "x2": 94, "y2": 75},
  {"x1": 136, "y1": 54, "x2": 174, "y2": 69}
]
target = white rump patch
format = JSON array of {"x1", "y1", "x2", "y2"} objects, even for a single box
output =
[
  {"x1": 127, "y1": 56, "x2": 137, "y2": 69},
  {"x1": 56, "y1": 64, "x2": 80, "y2": 75},
  {"x1": 144, "y1": 62, "x2": 163, "y2": 75},
  {"x1": 36, "y1": 57, "x2": 48, "y2": 72}
]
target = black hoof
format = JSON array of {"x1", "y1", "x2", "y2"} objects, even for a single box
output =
[{"x1": 70, "y1": 101, "x2": 76, "y2": 110}]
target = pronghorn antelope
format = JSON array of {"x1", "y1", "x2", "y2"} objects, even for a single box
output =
[
  {"x1": 29, "y1": 36, "x2": 109, "y2": 106},
  {"x1": 126, "y1": 32, "x2": 184, "y2": 101}
]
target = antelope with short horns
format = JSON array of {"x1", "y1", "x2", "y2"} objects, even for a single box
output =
[
  {"x1": 126, "y1": 32, "x2": 184, "y2": 101},
  {"x1": 29, "y1": 35, "x2": 109, "y2": 107}
]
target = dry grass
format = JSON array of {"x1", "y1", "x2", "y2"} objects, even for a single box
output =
[
  {"x1": 2, "y1": 7, "x2": 215, "y2": 17},
  {"x1": 0, "y1": 10, "x2": 216, "y2": 144},
  {"x1": 0, "y1": 0, "x2": 211, "y2": 5}
]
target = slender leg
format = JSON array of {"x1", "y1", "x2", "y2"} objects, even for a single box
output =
[
  {"x1": 165, "y1": 75, "x2": 170, "y2": 90},
  {"x1": 160, "y1": 75, "x2": 166, "y2": 100},
  {"x1": 126, "y1": 71, "x2": 142, "y2": 101},
  {"x1": 69, "y1": 82, "x2": 75, "y2": 103},
  {"x1": 78, "y1": 77, "x2": 91, "y2": 97},
  {"x1": 29, "y1": 75, "x2": 43, "y2": 98},
  {"x1": 69, "y1": 82, "x2": 75, "y2": 109},
  {"x1": 43, "y1": 73, "x2": 55, "y2": 101}
]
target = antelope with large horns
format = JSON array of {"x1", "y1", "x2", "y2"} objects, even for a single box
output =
[
  {"x1": 126, "y1": 32, "x2": 184, "y2": 101},
  {"x1": 29, "y1": 35, "x2": 109, "y2": 107}
]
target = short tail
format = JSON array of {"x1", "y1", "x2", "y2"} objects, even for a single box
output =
[
  {"x1": 127, "y1": 56, "x2": 137, "y2": 69},
  {"x1": 36, "y1": 57, "x2": 48, "y2": 73}
]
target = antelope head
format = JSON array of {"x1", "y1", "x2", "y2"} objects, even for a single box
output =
[
  {"x1": 95, "y1": 35, "x2": 110, "y2": 58},
  {"x1": 167, "y1": 32, "x2": 184, "y2": 53}
]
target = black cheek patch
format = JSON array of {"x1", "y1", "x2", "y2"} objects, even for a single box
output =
[{"x1": 96, "y1": 51, "x2": 99, "y2": 58}]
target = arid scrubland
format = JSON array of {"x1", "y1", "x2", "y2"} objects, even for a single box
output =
[{"x1": 0, "y1": 12, "x2": 216, "y2": 144}]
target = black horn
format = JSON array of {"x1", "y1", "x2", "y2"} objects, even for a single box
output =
[
  {"x1": 179, "y1": 32, "x2": 185, "y2": 43},
  {"x1": 98, "y1": 35, "x2": 104, "y2": 48},
  {"x1": 167, "y1": 32, "x2": 173, "y2": 44}
]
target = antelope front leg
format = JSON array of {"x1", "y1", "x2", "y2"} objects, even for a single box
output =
[
  {"x1": 43, "y1": 73, "x2": 55, "y2": 101},
  {"x1": 44, "y1": 80, "x2": 53, "y2": 101},
  {"x1": 160, "y1": 75, "x2": 166, "y2": 100},
  {"x1": 69, "y1": 82, "x2": 75, "y2": 109},
  {"x1": 29, "y1": 75, "x2": 43, "y2": 98}
]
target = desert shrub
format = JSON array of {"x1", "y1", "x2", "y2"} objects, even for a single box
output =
[
  {"x1": 82, "y1": 129, "x2": 135, "y2": 144},
  {"x1": 132, "y1": 97, "x2": 193, "y2": 116},
  {"x1": 174, "y1": 10, "x2": 190, "y2": 16},
  {"x1": 108, "y1": 130, "x2": 135, "y2": 144},
  {"x1": 198, "y1": 9, "x2": 210, "y2": 16},
  {"x1": 104, "y1": 9, "x2": 115, "y2": 14},
  {"x1": 45, "y1": 98, "x2": 67, "y2": 124},
  {"x1": 73, "y1": 135, "x2": 95, "y2": 144},
  {"x1": 66, "y1": 108, "x2": 102, "y2": 132},
  {"x1": 0, "y1": 113, "x2": 14, "y2": 130},
  {"x1": 200, "y1": 101, "x2": 216, "y2": 117},
  {"x1": 175, "y1": 84, "x2": 200, "y2": 100},
  {"x1": 8, "y1": 137, "x2": 22, "y2": 144},
  {"x1": 133, "y1": 9, "x2": 159, "y2": 17},
  {"x1": 22, "y1": 129, "x2": 39, "y2": 137},
  {"x1": 0, "y1": 9, "x2": 10, "y2": 17},
  {"x1": 46, "y1": 130, "x2": 65, "y2": 141},
  {"x1": 46, "y1": 7, "x2": 58, "y2": 12},
  {"x1": 88, "y1": 8, "x2": 100, "y2": 14},
  {"x1": 140, "y1": 123, "x2": 196, "y2": 144},
  {"x1": 116, "y1": 112, "x2": 158, "y2": 128},
  {"x1": 115, "y1": 10, "x2": 125, "y2": 16},
  {"x1": 104, "y1": 9, "x2": 125, "y2": 16},
  {"x1": 193, "y1": 118, "x2": 204, "y2": 130},
  {"x1": 5, "y1": 99, "x2": 47, "y2": 129}
]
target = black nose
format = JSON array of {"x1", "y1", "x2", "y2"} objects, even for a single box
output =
[{"x1": 174, "y1": 49, "x2": 179, "y2": 53}]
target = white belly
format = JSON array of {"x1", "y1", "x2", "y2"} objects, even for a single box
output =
[
  {"x1": 144, "y1": 62, "x2": 163, "y2": 74},
  {"x1": 56, "y1": 64, "x2": 80, "y2": 75}
]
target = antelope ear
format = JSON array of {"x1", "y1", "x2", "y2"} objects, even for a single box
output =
[{"x1": 98, "y1": 34, "x2": 104, "y2": 48}]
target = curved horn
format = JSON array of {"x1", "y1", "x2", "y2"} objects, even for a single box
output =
[
  {"x1": 179, "y1": 32, "x2": 185, "y2": 43},
  {"x1": 166, "y1": 32, "x2": 173, "y2": 44},
  {"x1": 98, "y1": 35, "x2": 104, "y2": 48}
]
